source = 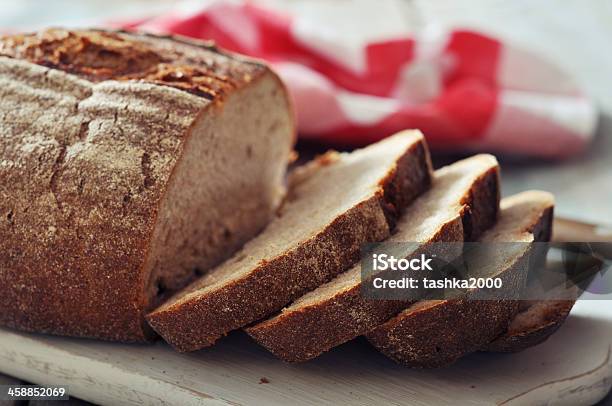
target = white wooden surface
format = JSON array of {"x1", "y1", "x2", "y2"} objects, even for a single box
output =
[{"x1": 0, "y1": 299, "x2": 609, "y2": 406}]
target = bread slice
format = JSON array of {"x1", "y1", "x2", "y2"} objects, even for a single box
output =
[
  {"x1": 147, "y1": 131, "x2": 433, "y2": 351},
  {"x1": 245, "y1": 154, "x2": 500, "y2": 362},
  {"x1": 0, "y1": 29, "x2": 295, "y2": 342},
  {"x1": 485, "y1": 245, "x2": 581, "y2": 352},
  {"x1": 366, "y1": 191, "x2": 554, "y2": 367},
  {"x1": 485, "y1": 297, "x2": 576, "y2": 352}
]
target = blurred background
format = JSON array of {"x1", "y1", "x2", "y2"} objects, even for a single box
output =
[{"x1": 1, "y1": 0, "x2": 611, "y2": 225}]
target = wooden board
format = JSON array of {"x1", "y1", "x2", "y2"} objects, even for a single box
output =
[{"x1": 0, "y1": 298, "x2": 610, "y2": 406}]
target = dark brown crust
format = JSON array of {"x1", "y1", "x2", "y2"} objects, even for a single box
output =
[
  {"x1": 245, "y1": 165, "x2": 500, "y2": 362},
  {"x1": 459, "y1": 163, "x2": 500, "y2": 242},
  {"x1": 0, "y1": 28, "x2": 265, "y2": 100},
  {"x1": 380, "y1": 140, "x2": 433, "y2": 230},
  {"x1": 146, "y1": 137, "x2": 433, "y2": 352},
  {"x1": 0, "y1": 29, "x2": 287, "y2": 342},
  {"x1": 485, "y1": 299, "x2": 575, "y2": 352},
  {"x1": 366, "y1": 205, "x2": 554, "y2": 368}
]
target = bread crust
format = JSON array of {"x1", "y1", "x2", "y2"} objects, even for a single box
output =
[
  {"x1": 245, "y1": 164, "x2": 500, "y2": 362},
  {"x1": 485, "y1": 299, "x2": 575, "y2": 352},
  {"x1": 146, "y1": 136, "x2": 432, "y2": 352},
  {"x1": 366, "y1": 199, "x2": 554, "y2": 367},
  {"x1": 0, "y1": 29, "x2": 266, "y2": 98},
  {"x1": 0, "y1": 29, "x2": 291, "y2": 342}
]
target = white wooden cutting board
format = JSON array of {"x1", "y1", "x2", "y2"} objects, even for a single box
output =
[{"x1": 0, "y1": 299, "x2": 610, "y2": 406}]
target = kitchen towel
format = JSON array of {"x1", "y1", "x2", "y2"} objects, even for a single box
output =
[{"x1": 117, "y1": 0, "x2": 597, "y2": 158}]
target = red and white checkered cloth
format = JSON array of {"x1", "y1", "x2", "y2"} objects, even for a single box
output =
[{"x1": 117, "y1": 1, "x2": 597, "y2": 158}]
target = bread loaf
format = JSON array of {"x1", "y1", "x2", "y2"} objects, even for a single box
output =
[
  {"x1": 147, "y1": 131, "x2": 433, "y2": 351},
  {"x1": 0, "y1": 29, "x2": 295, "y2": 342},
  {"x1": 246, "y1": 154, "x2": 500, "y2": 362}
]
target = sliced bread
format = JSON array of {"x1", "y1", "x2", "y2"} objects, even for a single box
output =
[
  {"x1": 147, "y1": 131, "x2": 433, "y2": 351},
  {"x1": 366, "y1": 191, "x2": 555, "y2": 367},
  {"x1": 245, "y1": 154, "x2": 500, "y2": 362}
]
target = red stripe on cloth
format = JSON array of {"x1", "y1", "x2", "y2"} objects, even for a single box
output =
[
  {"x1": 301, "y1": 84, "x2": 496, "y2": 147},
  {"x1": 236, "y1": 5, "x2": 416, "y2": 97},
  {"x1": 286, "y1": 38, "x2": 414, "y2": 97},
  {"x1": 444, "y1": 31, "x2": 501, "y2": 85},
  {"x1": 440, "y1": 31, "x2": 501, "y2": 137},
  {"x1": 433, "y1": 78, "x2": 498, "y2": 142}
]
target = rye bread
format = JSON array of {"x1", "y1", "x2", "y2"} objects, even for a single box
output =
[
  {"x1": 245, "y1": 154, "x2": 500, "y2": 362},
  {"x1": 485, "y1": 296, "x2": 576, "y2": 352},
  {"x1": 147, "y1": 131, "x2": 433, "y2": 352},
  {"x1": 366, "y1": 191, "x2": 555, "y2": 367},
  {"x1": 485, "y1": 242, "x2": 581, "y2": 352},
  {"x1": 0, "y1": 29, "x2": 295, "y2": 342}
]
